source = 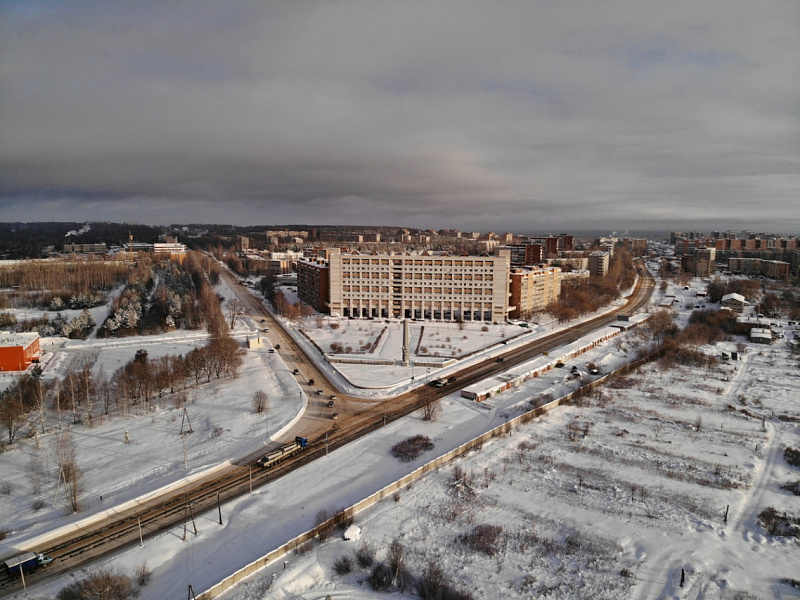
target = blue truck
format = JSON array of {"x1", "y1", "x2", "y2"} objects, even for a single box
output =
[{"x1": 4, "y1": 552, "x2": 53, "y2": 577}]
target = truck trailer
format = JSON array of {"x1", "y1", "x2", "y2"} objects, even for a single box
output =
[{"x1": 4, "y1": 552, "x2": 53, "y2": 577}]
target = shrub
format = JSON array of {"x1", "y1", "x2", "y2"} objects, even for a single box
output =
[
  {"x1": 134, "y1": 561, "x2": 152, "y2": 586},
  {"x1": 458, "y1": 524, "x2": 504, "y2": 556},
  {"x1": 391, "y1": 435, "x2": 435, "y2": 462},
  {"x1": 781, "y1": 481, "x2": 800, "y2": 496},
  {"x1": 333, "y1": 555, "x2": 353, "y2": 575},
  {"x1": 355, "y1": 542, "x2": 376, "y2": 569},
  {"x1": 31, "y1": 499, "x2": 47, "y2": 511},
  {"x1": 314, "y1": 508, "x2": 335, "y2": 542},
  {"x1": 57, "y1": 568, "x2": 134, "y2": 600},
  {"x1": 758, "y1": 506, "x2": 800, "y2": 537},
  {"x1": 784, "y1": 447, "x2": 800, "y2": 468},
  {"x1": 418, "y1": 561, "x2": 475, "y2": 600},
  {"x1": 387, "y1": 538, "x2": 405, "y2": 577},
  {"x1": 369, "y1": 563, "x2": 393, "y2": 591}
]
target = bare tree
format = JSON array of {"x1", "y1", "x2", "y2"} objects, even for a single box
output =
[
  {"x1": 252, "y1": 390, "x2": 269, "y2": 414},
  {"x1": 421, "y1": 398, "x2": 442, "y2": 422},
  {"x1": 0, "y1": 394, "x2": 25, "y2": 443},
  {"x1": 31, "y1": 375, "x2": 52, "y2": 434},
  {"x1": 227, "y1": 298, "x2": 244, "y2": 330},
  {"x1": 53, "y1": 430, "x2": 82, "y2": 512},
  {"x1": 647, "y1": 309, "x2": 676, "y2": 343}
]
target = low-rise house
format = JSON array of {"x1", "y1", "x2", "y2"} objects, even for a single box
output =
[{"x1": 721, "y1": 293, "x2": 747, "y2": 313}]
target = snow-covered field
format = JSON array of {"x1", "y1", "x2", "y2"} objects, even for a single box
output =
[{"x1": 2, "y1": 273, "x2": 799, "y2": 600}]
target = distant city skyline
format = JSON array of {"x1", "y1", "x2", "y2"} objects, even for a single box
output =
[{"x1": 2, "y1": 1, "x2": 798, "y2": 233}]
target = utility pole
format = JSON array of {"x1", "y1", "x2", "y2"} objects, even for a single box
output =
[
  {"x1": 217, "y1": 492, "x2": 222, "y2": 525},
  {"x1": 137, "y1": 516, "x2": 144, "y2": 547},
  {"x1": 182, "y1": 434, "x2": 188, "y2": 469},
  {"x1": 325, "y1": 433, "x2": 329, "y2": 457}
]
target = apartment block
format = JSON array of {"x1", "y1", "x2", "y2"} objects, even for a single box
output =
[
  {"x1": 588, "y1": 251, "x2": 610, "y2": 277},
  {"x1": 297, "y1": 258, "x2": 330, "y2": 313},
  {"x1": 727, "y1": 258, "x2": 790, "y2": 279},
  {"x1": 508, "y1": 266, "x2": 561, "y2": 319},
  {"x1": 326, "y1": 249, "x2": 511, "y2": 322},
  {"x1": 63, "y1": 242, "x2": 108, "y2": 254},
  {"x1": 503, "y1": 243, "x2": 543, "y2": 267}
]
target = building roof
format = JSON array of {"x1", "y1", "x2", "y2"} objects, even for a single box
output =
[
  {"x1": 0, "y1": 332, "x2": 39, "y2": 348},
  {"x1": 721, "y1": 292, "x2": 746, "y2": 303}
]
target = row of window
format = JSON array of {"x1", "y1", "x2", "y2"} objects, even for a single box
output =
[
  {"x1": 340, "y1": 258, "x2": 494, "y2": 267},
  {"x1": 342, "y1": 286, "x2": 495, "y2": 295},
  {"x1": 341, "y1": 272, "x2": 493, "y2": 281}
]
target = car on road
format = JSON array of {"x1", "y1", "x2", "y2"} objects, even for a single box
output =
[
  {"x1": 496, "y1": 357, "x2": 504, "y2": 363},
  {"x1": 555, "y1": 362, "x2": 565, "y2": 368},
  {"x1": 274, "y1": 344, "x2": 281, "y2": 350},
  {"x1": 292, "y1": 368, "x2": 299, "y2": 375},
  {"x1": 260, "y1": 319, "x2": 266, "y2": 323},
  {"x1": 447, "y1": 376, "x2": 457, "y2": 383},
  {"x1": 308, "y1": 379, "x2": 315, "y2": 385}
]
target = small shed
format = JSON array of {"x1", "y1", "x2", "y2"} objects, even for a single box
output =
[
  {"x1": 749, "y1": 328, "x2": 772, "y2": 344},
  {"x1": 343, "y1": 524, "x2": 361, "y2": 541},
  {"x1": 246, "y1": 335, "x2": 264, "y2": 349}
]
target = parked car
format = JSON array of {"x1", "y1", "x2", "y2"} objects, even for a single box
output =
[
  {"x1": 447, "y1": 376, "x2": 457, "y2": 383},
  {"x1": 555, "y1": 362, "x2": 565, "y2": 368},
  {"x1": 331, "y1": 412, "x2": 339, "y2": 420},
  {"x1": 317, "y1": 389, "x2": 324, "y2": 395},
  {"x1": 329, "y1": 394, "x2": 337, "y2": 400},
  {"x1": 308, "y1": 379, "x2": 315, "y2": 385},
  {"x1": 327, "y1": 400, "x2": 335, "y2": 408},
  {"x1": 274, "y1": 344, "x2": 281, "y2": 350},
  {"x1": 292, "y1": 368, "x2": 299, "y2": 375}
]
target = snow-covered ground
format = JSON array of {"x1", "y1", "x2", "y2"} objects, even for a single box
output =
[{"x1": 3, "y1": 273, "x2": 799, "y2": 599}]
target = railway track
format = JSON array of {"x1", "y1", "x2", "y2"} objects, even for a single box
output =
[{"x1": 0, "y1": 263, "x2": 654, "y2": 596}]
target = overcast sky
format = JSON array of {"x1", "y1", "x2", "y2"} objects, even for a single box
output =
[{"x1": 1, "y1": 1, "x2": 798, "y2": 234}]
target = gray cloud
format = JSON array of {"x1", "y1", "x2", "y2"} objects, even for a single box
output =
[{"x1": 1, "y1": 1, "x2": 798, "y2": 233}]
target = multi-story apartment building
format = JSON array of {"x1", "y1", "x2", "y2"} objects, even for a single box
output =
[
  {"x1": 325, "y1": 248, "x2": 512, "y2": 322},
  {"x1": 63, "y1": 242, "x2": 108, "y2": 254},
  {"x1": 622, "y1": 238, "x2": 647, "y2": 256},
  {"x1": 297, "y1": 257, "x2": 330, "y2": 313},
  {"x1": 508, "y1": 266, "x2": 561, "y2": 319},
  {"x1": 503, "y1": 243, "x2": 544, "y2": 268},
  {"x1": 727, "y1": 258, "x2": 790, "y2": 279},
  {"x1": 587, "y1": 251, "x2": 610, "y2": 277}
]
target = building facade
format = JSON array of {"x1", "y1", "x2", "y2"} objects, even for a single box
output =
[
  {"x1": 508, "y1": 266, "x2": 561, "y2": 319},
  {"x1": 326, "y1": 249, "x2": 512, "y2": 322},
  {"x1": 297, "y1": 258, "x2": 331, "y2": 313},
  {"x1": 587, "y1": 251, "x2": 610, "y2": 277}
]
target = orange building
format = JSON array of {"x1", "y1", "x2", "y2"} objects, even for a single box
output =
[{"x1": 0, "y1": 333, "x2": 40, "y2": 372}]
